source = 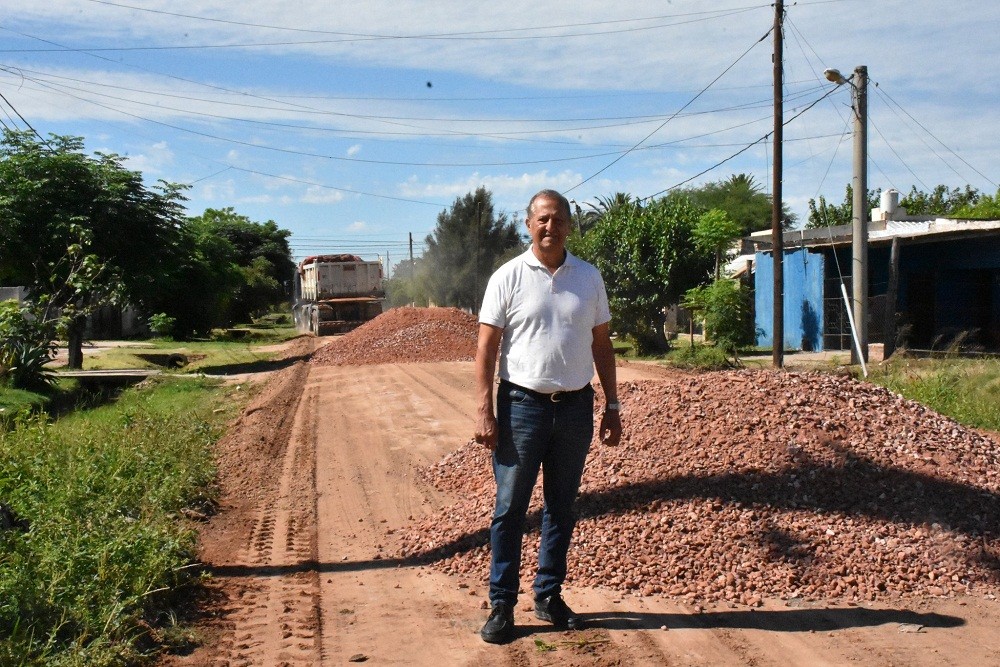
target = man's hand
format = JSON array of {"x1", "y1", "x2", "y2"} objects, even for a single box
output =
[
  {"x1": 599, "y1": 409, "x2": 621, "y2": 446},
  {"x1": 474, "y1": 411, "x2": 498, "y2": 451}
]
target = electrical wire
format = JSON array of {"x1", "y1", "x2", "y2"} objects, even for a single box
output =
[
  {"x1": 566, "y1": 24, "x2": 774, "y2": 193},
  {"x1": 873, "y1": 85, "x2": 996, "y2": 189},
  {"x1": 866, "y1": 111, "x2": 924, "y2": 191},
  {"x1": 71, "y1": 1, "x2": 767, "y2": 43},
  {"x1": 642, "y1": 84, "x2": 843, "y2": 200}
]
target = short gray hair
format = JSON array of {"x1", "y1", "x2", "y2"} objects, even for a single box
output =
[{"x1": 526, "y1": 189, "x2": 572, "y2": 220}]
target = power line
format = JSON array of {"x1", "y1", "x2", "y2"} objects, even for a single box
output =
[
  {"x1": 0, "y1": 89, "x2": 47, "y2": 144},
  {"x1": 71, "y1": 1, "x2": 767, "y2": 43},
  {"x1": 643, "y1": 84, "x2": 842, "y2": 200},
  {"x1": 566, "y1": 24, "x2": 774, "y2": 193},
  {"x1": 873, "y1": 84, "x2": 997, "y2": 189}
]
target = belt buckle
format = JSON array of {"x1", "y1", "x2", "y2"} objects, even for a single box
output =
[{"x1": 550, "y1": 391, "x2": 563, "y2": 403}]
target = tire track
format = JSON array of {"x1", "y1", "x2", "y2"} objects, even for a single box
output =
[{"x1": 208, "y1": 371, "x2": 323, "y2": 666}]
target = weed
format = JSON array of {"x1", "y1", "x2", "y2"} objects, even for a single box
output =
[{"x1": 0, "y1": 376, "x2": 244, "y2": 663}]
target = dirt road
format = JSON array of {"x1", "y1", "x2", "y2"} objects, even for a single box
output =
[{"x1": 166, "y1": 354, "x2": 1000, "y2": 666}]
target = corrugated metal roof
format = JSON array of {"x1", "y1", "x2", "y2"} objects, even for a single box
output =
[{"x1": 751, "y1": 217, "x2": 1000, "y2": 251}]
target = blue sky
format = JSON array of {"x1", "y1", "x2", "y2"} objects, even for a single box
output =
[{"x1": 1, "y1": 0, "x2": 997, "y2": 272}]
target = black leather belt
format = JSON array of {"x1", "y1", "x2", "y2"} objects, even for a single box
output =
[{"x1": 500, "y1": 380, "x2": 591, "y2": 403}]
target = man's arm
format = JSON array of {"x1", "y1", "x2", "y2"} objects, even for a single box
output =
[
  {"x1": 591, "y1": 322, "x2": 622, "y2": 446},
  {"x1": 474, "y1": 323, "x2": 504, "y2": 451}
]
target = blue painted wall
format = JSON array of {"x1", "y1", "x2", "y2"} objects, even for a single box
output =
[{"x1": 755, "y1": 248, "x2": 826, "y2": 351}]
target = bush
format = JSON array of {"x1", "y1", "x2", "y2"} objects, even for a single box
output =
[
  {"x1": 682, "y1": 279, "x2": 753, "y2": 362},
  {"x1": 0, "y1": 300, "x2": 55, "y2": 391},
  {"x1": 0, "y1": 377, "x2": 226, "y2": 663},
  {"x1": 665, "y1": 343, "x2": 732, "y2": 370},
  {"x1": 147, "y1": 312, "x2": 176, "y2": 337}
]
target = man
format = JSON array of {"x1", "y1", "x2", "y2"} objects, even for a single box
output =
[{"x1": 474, "y1": 189, "x2": 622, "y2": 644}]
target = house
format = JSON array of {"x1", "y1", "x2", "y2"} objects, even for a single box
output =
[
  {"x1": 0, "y1": 286, "x2": 148, "y2": 339},
  {"x1": 750, "y1": 192, "x2": 1000, "y2": 354}
]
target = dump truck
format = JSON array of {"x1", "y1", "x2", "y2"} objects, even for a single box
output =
[{"x1": 292, "y1": 254, "x2": 385, "y2": 335}]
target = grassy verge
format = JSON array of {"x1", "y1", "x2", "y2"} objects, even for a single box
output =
[
  {"x1": 867, "y1": 355, "x2": 1000, "y2": 432},
  {"x1": 62, "y1": 322, "x2": 301, "y2": 374},
  {"x1": 0, "y1": 376, "x2": 247, "y2": 665}
]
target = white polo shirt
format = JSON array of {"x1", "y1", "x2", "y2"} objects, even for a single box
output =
[{"x1": 479, "y1": 248, "x2": 611, "y2": 393}]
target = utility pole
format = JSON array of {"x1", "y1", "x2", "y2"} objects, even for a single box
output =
[
  {"x1": 475, "y1": 202, "x2": 482, "y2": 314},
  {"x1": 850, "y1": 65, "x2": 869, "y2": 365},
  {"x1": 409, "y1": 232, "x2": 415, "y2": 307},
  {"x1": 771, "y1": 0, "x2": 784, "y2": 368}
]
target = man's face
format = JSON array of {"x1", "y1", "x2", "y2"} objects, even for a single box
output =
[{"x1": 526, "y1": 196, "x2": 571, "y2": 253}]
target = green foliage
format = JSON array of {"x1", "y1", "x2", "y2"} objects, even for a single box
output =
[
  {"x1": 147, "y1": 312, "x2": 176, "y2": 337},
  {"x1": 693, "y1": 209, "x2": 744, "y2": 280},
  {"x1": 681, "y1": 173, "x2": 794, "y2": 235},
  {"x1": 806, "y1": 184, "x2": 881, "y2": 228},
  {"x1": 421, "y1": 187, "x2": 524, "y2": 310},
  {"x1": 149, "y1": 208, "x2": 294, "y2": 338},
  {"x1": 951, "y1": 187, "x2": 1000, "y2": 219},
  {"x1": 0, "y1": 129, "x2": 188, "y2": 367},
  {"x1": 571, "y1": 193, "x2": 711, "y2": 354},
  {"x1": 868, "y1": 357, "x2": 1000, "y2": 432},
  {"x1": 0, "y1": 301, "x2": 55, "y2": 391},
  {"x1": 0, "y1": 377, "x2": 232, "y2": 664},
  {"x1": 665, "y1": 343, "x2": 732, "y2": 370},
  {"x1": 899, "y1": 184, "x2": 980, "y2": 216},
  {"x1": 682, "y1": 279, "x2": 753, "y2": 362},
  {"x1": 808, "y1": 184, "x2": 990, "y2": 227},
  {"x1": 186, "y1": 208, "x2": 294, "y2": 323}
]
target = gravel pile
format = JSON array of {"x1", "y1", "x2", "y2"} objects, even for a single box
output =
[
  {"x1": 311, "y1": 307, "x2": 477, "y2": 366},
  {"x1": 399, "y1": 370, "x2": 1000, "y2": 605}
]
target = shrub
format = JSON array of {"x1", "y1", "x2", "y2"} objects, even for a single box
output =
[
  {"x1": 682, "y1": 279, "x2": 753, "y2": 363},
  {"x1": 0, "y1": 300, "x2": 55, "y2": 391}
]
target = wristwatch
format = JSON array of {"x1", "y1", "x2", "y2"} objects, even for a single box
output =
[{"x1": 605, "y1": 402, "x2": 620, "y2": 411}]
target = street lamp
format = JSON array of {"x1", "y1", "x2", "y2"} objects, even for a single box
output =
[{"x1": 826, "y1": 65, "x2": 869, "y2": 367}]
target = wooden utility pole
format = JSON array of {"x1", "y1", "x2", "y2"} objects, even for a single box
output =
[
  {"x1": 850, "y1": 65, "x2": 869, "y2": 364},
  {"x1": 883, "y1": 236, "x2": 900, "y2": 359},
  {"x1": 771, "y1": 1, "x2": 784, "y2": 368}
]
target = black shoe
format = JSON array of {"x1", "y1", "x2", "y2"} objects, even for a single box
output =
[
  {"x1": 534, "y1": 594, "x2": 584, "y2": 630},
  {"x1": 481, "y1": 601, "x2": 515, "y2": 644}
]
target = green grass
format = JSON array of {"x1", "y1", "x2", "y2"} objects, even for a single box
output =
[
  {"x1": 663, "y1": 343, "x2": 732, "y2": 370},
  {"x1": 60, "y1": 320, "x2": 301, "y2": 373},
  {"x1": 0, "y1": 376, "x2": 247, "y2": 665},
  {"x1": 867, "y1": 356, "x2": 1000, "y2": 432}
]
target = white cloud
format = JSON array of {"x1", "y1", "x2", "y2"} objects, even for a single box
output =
[
  {"x1": 4, "y1": 0, "x2": 996, "y2": 235},
  {"x1": 239, "y1": 194, "x2": 273, "y2": 204},
  {"x1": 301, "y1": 187, "x2": 346, "y2": 204},
  {"x1": 348, "y1": 221, "x2": 367, "y2": 231},
  {"x1": 121, "y1": 141, "x2": 174, "y2": 175}
]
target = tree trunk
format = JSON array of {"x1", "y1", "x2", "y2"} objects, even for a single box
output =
[{"x1": 66, "y1": 316, "x2": 86, "y2": 370}]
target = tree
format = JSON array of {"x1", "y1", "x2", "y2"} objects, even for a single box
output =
[
  {"x1": 185, "y1": 208, "x2": 295, "y2": 323},
  {"x1": 899, "y1": 185, "x2": 980, "y2": 216},
  {"x1": 0, "y1": 130, "x2": 187, "y2": 367},
  {"x1": 806, "y1": 185, "x2": 880, "y2": 228},
  {"x1": 952, "y1": 187, "x2": 1000, "y2": 219},
  {"x1": 693, "y1": 209, "x2": 743, "y2": 280},
  {"x1": 682, "y1": 279, "x2": 754, "y2": 364},
  {"x1": 682, "y1": 173, "x2": 795, "y2": 235},
  {"x1": 422, "y1": 188, "x2": 523, "y2": 311},
  {"x1": 807, "y1": 184, "x2": 986, "y2": 228},
  {"x1": 570, "y1": 193, "x2": 712, "y2": 354}
]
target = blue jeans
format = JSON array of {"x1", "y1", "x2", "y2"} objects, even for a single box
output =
[{"x1": 489, "y1": 380, "x2": 594, "y2": 606}]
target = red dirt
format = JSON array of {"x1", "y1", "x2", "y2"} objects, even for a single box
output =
[{"x1": 161, "y1": 308, "x2": 1000, "y2": 666}]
